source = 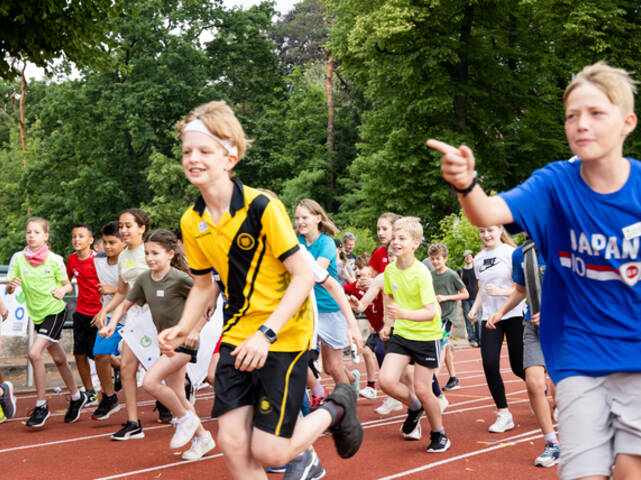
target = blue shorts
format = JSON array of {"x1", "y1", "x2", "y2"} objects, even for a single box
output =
[
  {"x1": 317, "y1": 311, "x2": 349, "y2": 350},
  {"x1": 93, "y1": 321, "x2": 123, "y2": 356}
]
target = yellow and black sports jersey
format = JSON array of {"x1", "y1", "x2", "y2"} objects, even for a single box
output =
[{"x1": 180, "y1": 178, "x2": 313, "y2": 352}]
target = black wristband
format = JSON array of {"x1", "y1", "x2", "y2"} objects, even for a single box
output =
[{"x1": 450, "y1": 171, "x2": 478, "y2": 197}]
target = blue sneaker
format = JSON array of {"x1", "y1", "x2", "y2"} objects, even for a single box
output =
[
  {"x1": 267, "y1": 465, "x2": 288, "y2": 473},
  {"x1": 0, "y1": 381, "x2": 16, "y2": 419},
  {"x1": 534, "y1": 442, "x2": 560, "y2": 467},
  {"x1": 284, "y1": 449, "x2": 325, "y2": 480},
  {"x1": 350, "y1": 369, "x2": 360, "y2": 396}
]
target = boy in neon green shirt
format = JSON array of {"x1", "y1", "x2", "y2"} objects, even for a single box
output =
[{"x1": 379, "y1": 216, "x2": 450, "y2": 453}]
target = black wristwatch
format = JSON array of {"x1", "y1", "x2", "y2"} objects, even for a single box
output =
[
  {"x1": 450, "y1": 171, "x2": 478, "y2": 197},
  {"x1": 258, "y1": 324, "x2": 278, "y2": 344}
]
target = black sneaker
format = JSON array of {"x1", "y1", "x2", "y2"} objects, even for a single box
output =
[
  {"x1": 64, "y1": 391, "x2": 89, "y2": 423},
  {"x1": 325, "y1": 383, "x2": 363, "y2": 459},
  {"x1": 426, "y1": 431, "x2": 451, "y2": 452},
  {"x1": 283, "y1": 448, "x2": 325, "y2": 480},
  {"x1": 26, "y1": 404, "x2": 50, "y2": 427},
  {"x1": 111, "y1": 420, "x2": 145, "y2": 441},
  {"x1": 443, "y1": 377, "x2": 460, "y2": 391},
  {"x1": 185, "y1": 375, "x2": 195, "y2": 405},
  {"x1": 85, "y1": 389, "x2": 99, "y2": 407},
  {"x1": 113, "y1": 367, "x2": 122, "y2": 392},
  {"x1": 402, "y1": 406, "x2": 424, "y2": 435},
  {"x1": 92, "y1": 393, "x2": 121, "y2": 420},
  {"x1": 154, "y1": 400, "x2": 172, "y2": 424}
]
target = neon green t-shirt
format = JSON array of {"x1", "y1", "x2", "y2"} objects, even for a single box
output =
[
  {"x1": 383, "y1": 258, "x2": 441, "y2": 341},
  {"x1": 8, "y1": 251, "x2": 68, "y2": 323}
]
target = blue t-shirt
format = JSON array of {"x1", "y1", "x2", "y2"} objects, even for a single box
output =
[
  {"x1": 511, "y1": 244, "x2": 546, "y2": 321},
  {"x1": 500, "y1": 158, "x2": 641, "y2": 383},
  {"x1": 298, "y1": 233, "x2": 339, "y2": 313}
]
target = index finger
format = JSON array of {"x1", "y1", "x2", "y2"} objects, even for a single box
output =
[{"x1": 426, "y1": 139, "x2": 460, "y2": 155}]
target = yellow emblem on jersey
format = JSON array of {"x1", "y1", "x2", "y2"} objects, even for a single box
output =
[
  {"x1": 237, "y1": 233, "x2": 255, "y2": 251},
  {"x1": 259, "y1": 396, "x2": 272, "y2": 414}
]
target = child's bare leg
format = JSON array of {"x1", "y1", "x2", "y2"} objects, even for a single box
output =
[
  {"x1": 250, "y1": 408, "x2": 333, "y2": 468},
  {"x1": 444, "y1": 345, "x2": 456, "y2": 378},
  {"x1": 206, "y1": 353, "x2": 219, "y2": 387},
  {"x1": 28, "y1": 336, "x2": 53, "y2": 401},
  {"x1": 363, "y1": 346, "x2": 377, "y2": 382},
  {"x1": 48, "y1": 342, "x2": 80, "y2": 395},
  {"x1": 75, "y1": 353, "x2": 93, "y2": 390},
  {"x1": 110, "y1": 355, "x2": 120, "y2": 368},
  {"x1": 400, "y1": 363, "x2": 414, "y2": 395},
  {"x1": 320, "y1": 343, "x2": 348, "y2": 384},
  {"x1": 378, "y1": 353, "x2": 413, "y2": 405},
  {"x1": 526, "y1": 366, "x2": 554, "y2": 435},
  {"x1": 216, "y1": 406, "x2": 266, "y2": 480},
  {"x1": 142, "y1": 353, "x2": 190, "y2": 417},
  {"x1": 120, "y1": 343, "x2": 139, "y2": 421},
  {"x1": 414, "y1": 364, "x2": 442, "y2": 431},
  {"x1": 613, "y1": 454, "x2": 641, "y2": 479},
  {"x1": 95, "y1": 354, "x2": 115, "y2": 396}
]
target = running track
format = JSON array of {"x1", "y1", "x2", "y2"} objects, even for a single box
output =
[{"x1": 1, "y1": 346, "x2": 558, "y2": 479}]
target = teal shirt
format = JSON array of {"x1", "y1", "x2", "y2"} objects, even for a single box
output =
[
  {"x1": 383, "y1": 259, "x2": 441, "y2": 341},
  {"x1": 8, "y1": 251, "x2": 68, "y2": 323}
]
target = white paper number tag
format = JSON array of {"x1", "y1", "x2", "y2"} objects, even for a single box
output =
[
  {"x1": 156, "y1": 290, "x2": 164, "y2": 297},
  {"x1": 623, "y1": 221, "x2": 641, "y2": 240}
]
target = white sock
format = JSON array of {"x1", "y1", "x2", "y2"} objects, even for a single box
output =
[
  {"x1": 543, "y1": 432, "x2": 558, "y2": 445},
  {"x1": 36, "y1": 399, "x2": 47, "y2": 407},
  {"x1": 71, "y1": 391, "x2": 81, "y2": 401},
  {"x1": 498, "y1": 408, "x2": 511, "y2": 416}
]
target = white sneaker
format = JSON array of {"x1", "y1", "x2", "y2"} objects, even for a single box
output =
[
  {"x1": 359, "y1": 386, "x2": 377, "y2": 400},
  {"x1": 375, "y1": 397, "x2": 403, "y2": 415},
  {"x1": 489, "y1": 411, "x2": 514, "y2": 433},
  {"x1": 170, "y1": 412, "x2": 201, "y2": 449},
  {"x1": 182, "y1": 431, "x2": 215, "y2": 460},
  {"x1": 438, "y1": 395, "x2": 449, "y2": 413},
  {"x1": 403, "y1": 422, "x2": 422, "y2": 440}
]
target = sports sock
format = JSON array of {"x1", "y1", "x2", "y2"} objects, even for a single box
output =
[
  {"x1": 321, "y1": 400, "x2": 344, "y2": 427},
  {"x1": 431, "y1": 428, "x2": 445, "y2": 435},
  {"x1": 409, "y1": 397, "x2": 422, "y2": 411},
  {"x1": 367, "y1": 381, "x2": 375, "y2": 389},
  {"x1": 36, "y1": 399, "x2": 47, "y2": 407},
  {"x1": 311, "y1": 383, "x2": 325, "y2": 398},
  {"x1": 71, "y1": 391, "x2": 81, "y2": 401},
  {"x1": 432, "y1": 375, "x2": 442, "y2": 396},
  {"x1": 543, "y1": 432, "x2": 559, "y2": 445}
]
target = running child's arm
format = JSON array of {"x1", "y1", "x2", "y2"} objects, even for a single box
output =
[
  {"x1": 231, "y1": 248, "x2": 314, "y2": 372},
  {"x1": 158, "y1": 274, "x2": 216, "y2": 355},
  {"x1": 94, "y1": 276, "x2": 129, "y2": 328},
  {"x1": 349, "y1": 274, "x2": 384, "y2": 313},
  {"x1": 321, "y1": 275, "x2": 364, "y2": 353},
  {"x1": 486, "y1": 284, "x2": 526, "y2": 329},
  {"x1": 99, "y1": 299, "x2": 135, "y2": 337},
  {"x1": 386, "y1": 300, "x2": 440, "y2": 323},
  {"x1": 379, "y1": 293, "x2": 395, "y2": 341},
  {"x1": 436, "y1": 287, "x2": 469, "y2": 303},
  {"x1": 485, "y1": 283, "x2": 514, "y2": 297},
  {"x1": 5, "y1": 277, "x2": 20, "y2": 294},
  {"x1": 426, "y1": 139, "x2": 514, "y2": 226},
  {"x1": 468, "y1": 280, "x2": 483, "y2": 320},
  {"x1": 51, "y1": 279, "x2": 73, "y2": 300}
]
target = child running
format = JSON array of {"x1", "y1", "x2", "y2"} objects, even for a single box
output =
[
  {"x1": 91, "y1": 221, "x2": 125, "y2": 420},
  {"x1": 103, "y1": 229, "x2": 214, "y2": 459},
  {"x1": 158, "y1": 100, "x2": 362, "y2": 479},
  {"x1": 295, "y1": 198, "x2": 362, "y2": 394},
  {"x1": 429, "y1": 61, "x2": 641, "y2": 480},
  {"x1": 66, "y1": 223, "x2": 102, "y2": 406},
  {"x1": 428, "y1": 243, "x2": 469, "y2": 391},
  {"x1": 467, "y1": 225, "x2": 525, "y2": 432},
  {"x1": 6, "y1": 217, "x2": 87, "y2": 427},
  {"x1": 378, "y1": 216, "x2": 450, "y2": 452}
]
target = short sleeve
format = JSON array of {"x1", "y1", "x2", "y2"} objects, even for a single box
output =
[
  {"x1": 383, "y1": 269, "x2": 392, "y2": 295},
  {"x1": 418, "y1": 268, "x2": 436, "y2": 305},
  {"x1": 511, "y1": 248, "x2": 525, "y2": 286},
  {"x1": 53, "y1": 255, "x2": 69, "y2": 283},
  {"x1": 8, "y1": 252, "x2": 21, "y2": 278},
  {"x1": 316, "y1": 235, "x2": 336, "y2": 262},
  {"x1": 262, "y1": 198, "x2": 300, "y2": 262},
  {"x1": 499, "y1": 166, "x2": 556, "y2": 257},
  {"x1": 177, "y1": 272, "x2": 195, "y2": 298},
  {"x1": 66, "y1": 256, "x2": 73, "y2": 280},
  {"x1": 126, "y1": 276, "x2": 146, "y2": 306},
  {"x1": 180, "y1": 210, "x2": 212, "y2": 274}
]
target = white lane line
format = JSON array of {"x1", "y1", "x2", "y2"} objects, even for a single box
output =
[
  {"x1": 376, "y1": 430, "x2": 545, "y2": 480},
  {"x1": 93, "y1": 453, "x2": 224, "y2": 480}
]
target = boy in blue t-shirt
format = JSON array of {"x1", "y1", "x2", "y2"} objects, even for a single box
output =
[{"x1": 429, "y1": 62, "x2": 641, "y2": 480}]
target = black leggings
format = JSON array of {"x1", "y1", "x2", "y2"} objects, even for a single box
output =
[{"x1": 481, "y1": 316, "x2": 525, "y2": 409}]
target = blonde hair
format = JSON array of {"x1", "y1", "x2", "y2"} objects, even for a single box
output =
[
  {"x1": 428, "y1": 242, "x2": 448, "y2": 258},
  {"x1": 392, "y1": 216, "x2": 423, "y2": 243},
  {"x1": 295, "y1": 198, "x2": 338, "y2": 236},
  {"x1": 564, "y1": 61, "x2": 638, "y2": 115},
  {"x1": 378, "y1": 212, "x2": 400, "y2": 226},
  {"x1": 178, "y1": 100, "x2": 252, "y2": 159},
  {"x1": 26, "y1": 217, "x2": 50, "y2": 233}
]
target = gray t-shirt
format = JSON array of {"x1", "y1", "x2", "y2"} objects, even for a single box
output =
[
  {"x1": 94, "y1": 254, "x2": 119, "y2": 306},
  {"x1": 127, "y1": 267, "x2": 193, "y2": 332},
  {"x1": 432, "y1": 268, "x2": 465, "y2": 324}
]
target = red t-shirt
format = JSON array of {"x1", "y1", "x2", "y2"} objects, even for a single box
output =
[
  {"x1": 344, "y1": 281, "x2": 383, "y2": 332},
  {"x1": 66, "y1": 251, "x2": 102, "y2": 316},
  {"x1": 369, "y1": 245, "x2": 390, "y2": 274}
]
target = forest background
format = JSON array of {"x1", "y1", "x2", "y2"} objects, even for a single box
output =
[{"x1": 2, "y1": 0, "x2": 640, "y2": 266}]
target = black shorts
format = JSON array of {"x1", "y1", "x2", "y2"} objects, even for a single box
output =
[
  {"x1": 73, "y1": 311, "x2": 98, "y2": 357},
  {"x1": 365, "y1": 332, "x2": 380, "y2": 351},
  {"x1": 387, "y1": 334, "x2": 441, "y2": 368},
  {"x1": 34, "y1": 307, "x2": 67, "y2": 342},
  {"x1": 212, "y1": 343, "x2": 309, "y2": 438},
  {"x1": 175, "y1": 345, "x2": 198, "y2": 363},
  {"x1": 308, "y1": 349, "x2": 321, "y2": 378}
]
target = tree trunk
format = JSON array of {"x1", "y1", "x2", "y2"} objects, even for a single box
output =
[{"x1": 326, "y1": 51, "x2": 335, "y2": 208}]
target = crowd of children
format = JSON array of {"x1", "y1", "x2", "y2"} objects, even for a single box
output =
[{"x1": 1, "y1": 60, "x2": 640, "y2": 480}]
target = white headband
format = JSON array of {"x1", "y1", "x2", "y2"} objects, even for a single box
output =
[{"x1": 183, "y1": 119, "x2": 239, "y2": 158}]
